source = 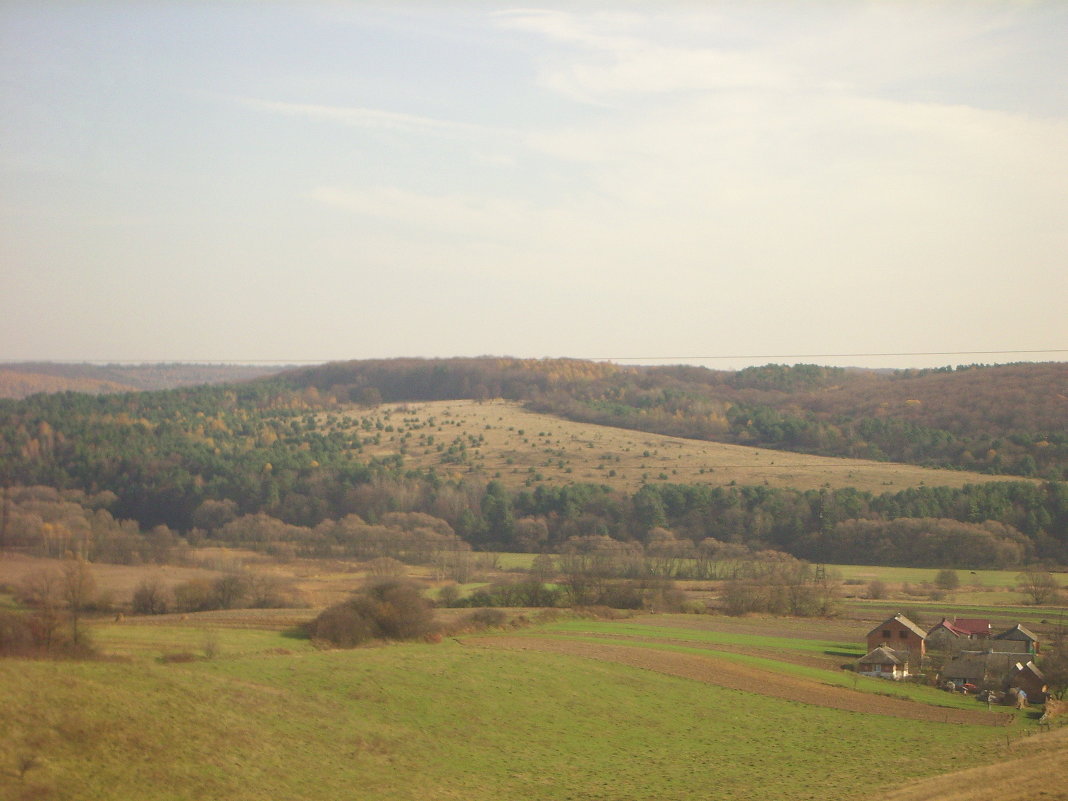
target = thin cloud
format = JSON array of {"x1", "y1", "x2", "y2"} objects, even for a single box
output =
[
  {"x1": 236, "y1": 96, "x2": 506, "y2": 138},
  {"x1": 495, "y1": 8, "x2": 790, "y2": 100}
]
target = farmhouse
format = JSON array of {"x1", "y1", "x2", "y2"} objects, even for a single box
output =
[
  {"x1": 926, "y1": 618, "x2": 998, "y2": 655},
  {"x1": 857, "y1": 646, "x2": 909, "y2": 680},
  {"x1": 866, "y1": 613, "x2": 926, "y2": 667},
  {"x1": 925, "y1": 619, "x2": 971, "y2": 653}
]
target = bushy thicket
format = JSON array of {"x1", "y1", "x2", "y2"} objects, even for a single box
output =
[
  {"x1": 811, "y1": 518, "x2": 1029, "y2": 568},
  {"x1": 449, "y1": 578, "x2": 563, "y2": 609},
  {"x1": 304, "y1": 580, "x2": 436, "y2": 647}
]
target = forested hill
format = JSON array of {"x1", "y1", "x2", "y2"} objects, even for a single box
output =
[
  {"x1": 2, "y1": 357, "x2": 1066, "y2": 564},
  {"x1": 275, "y1": 358, "x2": 1068, "y2": 480},
  {"x1": 0, "y1": 362, "x2": 286, "y2": 399}
]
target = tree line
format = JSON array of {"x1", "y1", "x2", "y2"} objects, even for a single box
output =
[{"x1": 4, "y1": 476, "x2": 1066, "y2": 567}]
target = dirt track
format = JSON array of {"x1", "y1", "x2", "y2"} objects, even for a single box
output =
[{"x1": 473, "y1": 635, "x2": 1010, "y2": 726}]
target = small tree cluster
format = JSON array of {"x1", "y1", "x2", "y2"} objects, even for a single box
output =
[
  {"x1": 720, "y1": 558, "x2": 839, "y2": 617},
  {"x1": 131, "y1": 572, "x2": 297, "y2": 615},
  {"x1": 2, "y1": 560, "x2": 100, "y2": 658}
]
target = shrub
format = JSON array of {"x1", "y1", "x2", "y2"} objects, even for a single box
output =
[
  {"x1": 935, "y1": 569, "x2": 960, "y2": 591},
  {"x1": 172, "y1": 579, "x2": 215, "y2": 613},
  {"x1": 437, "y1": 583, "x2": 462, "y2": 607}
]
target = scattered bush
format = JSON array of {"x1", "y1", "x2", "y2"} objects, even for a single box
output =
[
  {"x1": 463, "y1": 608, "x2": 508, "y2": 629},
  {"x1": 159, "y1": 652, "x2": 199, "y2": 663},
  {"x1": 366, "y1": 556, "x2": 406, "y2": 578}
]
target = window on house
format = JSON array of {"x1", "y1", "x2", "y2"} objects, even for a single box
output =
[
  {"x1": 900, "y1": 631, "x2": 908, "y2": 639},
  {"x1": 882, "y1": 630, "x2": 891, "y2": 639}
]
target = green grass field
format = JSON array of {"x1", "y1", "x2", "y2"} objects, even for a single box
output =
[{"x1": 3, "y1": 612, "x2": 1052, "y2": 801}]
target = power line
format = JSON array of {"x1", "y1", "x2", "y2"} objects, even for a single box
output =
[
  {"x1": 586, "y1": 349, "x2": 1068, "y2": 362},
  {"x1": 4, "y1": 349, "x2": 1066, "y2": 365}
]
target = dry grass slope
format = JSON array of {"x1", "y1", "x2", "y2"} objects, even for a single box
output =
[
  {"x1": 882, "y1": 725, "x2": 1068, "y2": 801},
  {"x1": 343, "y1": 399, "x2": 1023, "y2": 493}
]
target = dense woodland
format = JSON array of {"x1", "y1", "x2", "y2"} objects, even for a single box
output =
[{"x1": 0, "y1": 358, "x2": 1066, "y2": 566}]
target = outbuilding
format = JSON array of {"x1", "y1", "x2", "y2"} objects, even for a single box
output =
[{"x1": 857, "y1": 646, "x2": 909, "y2": 680}]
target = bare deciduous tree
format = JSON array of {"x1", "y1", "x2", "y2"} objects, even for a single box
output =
[
  {"x1": 62, "y1": 557, "x2": 96, "y2": 646},
  {"x1": 1017, "y1": 567, "x2": 1060, "y2": 605}
]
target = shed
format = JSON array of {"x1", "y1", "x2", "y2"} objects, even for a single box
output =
[
  {"x1": 857, "y1": 647, "x2": 908, "y2": 680},
  {"x1": 943, "y1": 651, "x2": 1018, "y2": 690},
  {"x1": 993, "y1": 624, "x2": 1040, "y2": 655},
  {"x1": 1008, "y1": 661, "x2": 1047, "y2": 702}
]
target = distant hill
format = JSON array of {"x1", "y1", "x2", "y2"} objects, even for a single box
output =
[
  {"x1": 0, "y1": 362, "x2": 289, "y2": 398},
  {"x1": 273, "y1": 358, "x2": 1068, "y2": 480}
]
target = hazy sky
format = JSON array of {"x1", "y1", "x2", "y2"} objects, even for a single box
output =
[{"x1": 2, "y1": 1, "x2": 1066, "y2": 370}]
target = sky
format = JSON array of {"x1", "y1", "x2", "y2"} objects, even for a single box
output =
[{"x1": 2, "y1": 1, "x2": 1067, "y2": 371}]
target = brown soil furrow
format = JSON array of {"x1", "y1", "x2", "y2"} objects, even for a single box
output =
[
  {"x1": 472, "y1": 635, "x2": 1009, "y2": 726},
  {"x1": 546, "y1": 630, "x2": 840, "y2": 670}
]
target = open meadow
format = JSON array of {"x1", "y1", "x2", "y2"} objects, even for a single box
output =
[
  {"x1": 3, "y1": 598, "x2": 1066, "y2": 801},
  {"x1": 328, "y1": 400, "x2": 1022, "y2": 494}
]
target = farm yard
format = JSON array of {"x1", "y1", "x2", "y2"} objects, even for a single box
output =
[{"x1": 2, "y1": 540, "x2": 1066, "y2": 801}]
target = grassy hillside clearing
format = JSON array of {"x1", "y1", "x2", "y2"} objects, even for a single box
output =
[
  {"x1": 3, "y1": 611, "x2": 1054, "y2": 801},
  {"x1": 337, "y1": 399, "x2": 1020, "y2": 493}
]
